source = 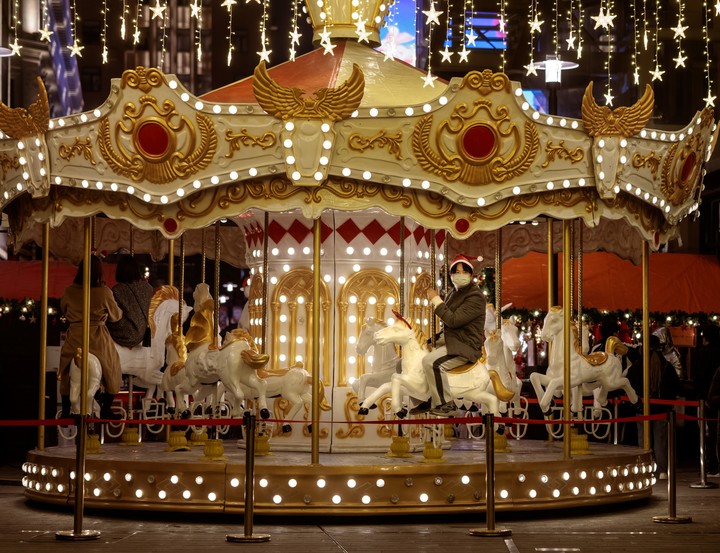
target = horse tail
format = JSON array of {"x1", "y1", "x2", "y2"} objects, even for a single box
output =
[
  {"x1": 605, "y1": 336, "x2": 629, "y2": 356},
  {"x1": 488, "y1": 369, "x2": 515, "y2": 402}
]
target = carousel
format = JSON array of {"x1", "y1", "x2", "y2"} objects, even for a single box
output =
[{"x1": 1, "y1": 1, "x2": 716, "y2": 516}]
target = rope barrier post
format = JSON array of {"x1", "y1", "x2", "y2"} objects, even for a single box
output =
[
  {"x1": 653, "y1": 410, "x2": 692, "y2": 524},
  {"x1": 690, "y1": 400, "x2": 718, "y2": 489},
  {"x1": 469, "y1": 414, "x2": 511, "y2": 538},
  {"x1": 227, "y1": 413, "x2": 270, "y2": 543}
]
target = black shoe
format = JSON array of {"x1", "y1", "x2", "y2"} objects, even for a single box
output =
[{"x1": 409, "y1": 400, "x2": 432, "y2": 415}]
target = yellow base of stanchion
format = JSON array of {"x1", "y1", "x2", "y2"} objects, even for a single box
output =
[
  {"x1": 120, "y1": 427, "x2": 141, "y2": 445},
  {"x1": 166, "y1": 430, "x2": 190, "y2": 452},
  {"x1": 468, "y1": 527, "x2": 512, "y2": 537},
  {"x1": 85, "y1": 433, "x2": 103, "y2": 455},
  {"x1": 421, "y1": 441, "x2": 445, "y2": 463},
  {"x1": 494, "y1": 431, "x2": 510, "y2": 453},
  {"x1": 444, "y1": 424, "x2": 456, "y2": 440},
  {"x1": 56, "y1": 529, "x2": 101, "y2": 541},
  {"x1": 190, "y1": 429, "x2": 209, "y2": 445},
  {"x1": 386, "y1": 435, "x2": 412, "y2": 458},
  {"x1": 201, "y1": 438, "x2": 227, "y2": 461},
  {"x1": 226, "y1": 534, "x2": 271, "y2": 543},
  {"x1": 652, "y1": 515, "x2": 692, "y2": 524},
  {"x1": 254, "y1": 434, "x2": 271, "y2": 456},
  {"x1": 570, "y1": 427, "x2": 590, "y2": 455}
]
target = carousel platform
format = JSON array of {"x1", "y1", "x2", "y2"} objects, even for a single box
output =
[{"x1": 22, "y1": 431, "x2": 654, "y2": 516}]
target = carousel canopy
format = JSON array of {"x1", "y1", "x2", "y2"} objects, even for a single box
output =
[{"x1": 0, "y1": 2, "x2": 717, "y2": 254}]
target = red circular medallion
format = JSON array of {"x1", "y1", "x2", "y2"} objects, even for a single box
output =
[
  {"x1": 455, "y1": 218, "x2": 470, "y2": 234},
  {"x1": 137, "y1": 121, "x2": 170, "y2": 158},
  {"x1": 163, "y1": 218, "x2": 178, "y2": 234},
  {"x1": 462, "y1": 124, "x2": 497, "y2": 161},
  {"x1": 680, "y1": 152, "x2": 696, "y2": 183}
]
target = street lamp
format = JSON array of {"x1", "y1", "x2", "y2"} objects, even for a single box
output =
[{"x1": 535, "y1": 54, "x2": 578, "y2": 115}]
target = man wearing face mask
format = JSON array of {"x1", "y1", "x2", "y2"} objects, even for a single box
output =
[{"x1": 416, "y1": 254, "x2": 486, "y2": 416}]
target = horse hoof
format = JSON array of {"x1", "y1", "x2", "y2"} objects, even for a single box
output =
[
  {"x1": 259, "y1": 408, "x2": 270, "y2": 420},
  {"x1": 282, "y1": 424, "x2": 292, "y2": 434},
  {"x1": 396, "y1": 408, "x2": 408, "y2": 419},
  {"x1": 358, "y1": 407, "x2": 369, "y2": 416},
  {"x1": 180, "y1": 409, "x2": 191, "y2": 420},
  {"x1": 370, "y1": 404, "x2": 377, "y2": 410},
  {"x1": 167, "y1": 407, "x2": 175, "y2": 415},
  {"x1": 496, "y1": 424, "x2": 505, "y2": 435},
  {"x1": 468, "y1": 404, "x2": 479, "y2": 412}
]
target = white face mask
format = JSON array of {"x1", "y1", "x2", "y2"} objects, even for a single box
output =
[{"x1": 451, "y1": 273, "x2": 472, "y2": 289}]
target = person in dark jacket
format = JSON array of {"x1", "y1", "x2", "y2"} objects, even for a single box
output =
[
  {"x1": 107, "y1": 255, "x2": 154, "y2": 348},
  {"x1": 695, "y1": 323, "x2": 720, "y2": 476},
  {"x1": 417, "y1": 254, "x2": 486, "y2": 416}
]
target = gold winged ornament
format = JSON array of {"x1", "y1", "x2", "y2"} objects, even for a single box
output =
[
  {"x1": 581, "y1": 82, "x2": 654, "y2": 137},
  {"x1": 252, "y1": 61, "x2": 365, "y2": 121},
  {"x1": 0, "y1": 76, "x2": 50, "y2": 139}
]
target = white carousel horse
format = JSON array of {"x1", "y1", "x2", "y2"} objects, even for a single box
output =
[
  {"x1": 529, "y1": 306, "x2": 638, "y2": 415},
  {"x1": 484, "y1": 315, "x2": 523, "y2": 413},
  {"x1": 351, "y1": 317, "x2": 400, "y2": 405},
  {"x1": 161, "y1": 327, "x2": 271, "y2": 419},
  {"x1": 115, "y1": 285, "x2": 192, "y2": 394},
  {"x1": 68, "y1": 348, "x2": 102, "y2": 416},
  {"x1": 357, "y1": 312, "x2": 513, "y2": 427}
]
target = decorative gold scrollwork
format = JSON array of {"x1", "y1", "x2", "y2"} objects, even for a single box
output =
[
  {"x1": 224, "y1": 128, "x2": 277, "y2": 158},
  {"x1": 348, "y1": 130, "x2": 404, "y2": 160},
  {"x1": 582, "y1": 82, "x2": 654, "y2": 137},
  {"x1": 660, "y1": 134, "x2": 703, "y2": 206},
  {"x1": 0, "y1": 153, "x2": 19, "y2": 179},
  {"x1": 460, "y1": 69, "x2": 512, "y2": 95},
  {"x1": 335, "y1": 392, "x2": 366, "y2": 439},
  {"x1": 631, "y1": 152, "x2": 661, "y2": 178},
  {"x1": 540, "y1": 140, "x2": 584, "y2": 168},
  {"x1": 120, "y1": 67, "x2": 166, "y2": 92},
  {"x1": 59, "y1": 137, "x2": 97, "y2": 165},
  {"x1": 98, "y1": 96, "x2": 217, "y2": 184}
]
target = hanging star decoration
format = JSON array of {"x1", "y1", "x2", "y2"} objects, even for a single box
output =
[
  {"x1": 716, "y1": 0, "x2": 720, "y2": 16},
  {"x1": 633, "y1": 67, "x2": 640, "y2": 85},
  {"x1": 290, "y1": 28, "x2": 301, "y2": 47},
  {"x1": 529, "y1": 15, "x2": 544, "y2": 34},
  {"x1": 499, "y1": 15, "x2": 506, "y2": 34},
  {"x1": 257, "y1": 45, "x2": 271, "y2": 63},
  {"x1": 190, "y1": 0, "x2": 201, "y2": 19},
  {"x1": 591, "y1": 7, "x2": 616, "y2": 30},
  {"x1": 133, "y1": 28, "x2": 141, "y2": 44},
  {"x1": 69, "y1": 40, "x2": 84, "y2": 57},
  {"x1": 440, "y1": 47, "x2": 453, "y2": 63},
  {"x1": 422, "y1": 3, "x2": 442, "y2": 26},
  {"x1": 9, "y1": 38, "x2": 21, "y2": 56},
  {"x1": 102, "y1": 46, "x2": 109, "y2": 64},
  {"x1": 524, "y1": 62, "x2": 537, "y2": 77},
  {"x1": 150, "y1": 0, "x2": 167, "y2": 20},
  {"x1": 383, "y1": 41, "x2": 396, "y2": 62},
  {"x1": 704, "y1": 91, "x2": 717, "y2": 107},
  {"x1": 221, "y1": 0, "x2": 237, "y2": 8},
  {"x1": 39, "y1": 26, "x2": 53, "y2": 42},
  {"x1": 465, "y1": 28, "x2": 478, "y2": 47},
  {"x1": 355, "y1": 19, "x2": 371, "y2": 43},
  {"x1": 422, "y1": 71, "x2": 438, "y2": 88},
  {"x1": 604, "y1": 91, "x2": 614, "y2": 106},
  {"x1": 671, "y1": 21, "x2": 688, "y2": 40},
  {"x1": 458, "y1": 46, "x2": 470, "y2": 63},
  {"x1": 566, "y1": 32, "x2": 576, "y2": 50},
  {"x1": 674, "y1": 52, "x2": 687, "y2": 68},
  {"x1": 650, "y1": 64, "x2": 665, "y2": 82}
]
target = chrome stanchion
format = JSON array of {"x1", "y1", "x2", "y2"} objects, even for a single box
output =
[
  {"x1": 469, "y1": 414, "x2": 511, "y2": 537},
  {"x1": 690, "y1": 399, "x2": 718, "y2": 489},
  {"x1": 227, "y1": 413, "x2": 271, "y2": 543},
  {"x1": 653, "y1": 410, "x2": 692, "y2": 524}
]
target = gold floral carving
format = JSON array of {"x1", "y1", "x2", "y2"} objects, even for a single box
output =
[
  {"x1": 0, "y1": 153, "x2": 19, "y2": 179},
  {"x1": 0, "y1": 76, "x2": 49, "y2": 139},
  {"x1": 660, "y1": 134, "x2": 703, "y2": 206},
  {"x1": 601, "y1": 191, "x2": 668, "y2": 234},
  {"x1": 581, "y1": 82, "x2": 653, "y2": 136},
  {"x1": 412, "y1": 102, "x2": 539, "y2": 185},
  {"x1": 541, "y1": 140, "x2": 584, "y2": 168},
  {"x1": 348, "y1": 130, "x2": 404, "y2": 160},
  {"x1": 98, "y1": 96, "x2": 217, "y2": 184},
  {"x1": 58, "y1": 137, "x2": 97, "y2": 165},
  {"x1": 252, "y1": 61, "x2": 365, "y2": 121},
  {"x1": 120, "y1": 67, "x2": 166, "y2": 92},
  {"x1": 224, "y1": 128, "x2": 277, "y2": 158},
  {"x1": 631, "y1": 152, "x2": 661, "y2": 178},
  {"x1": 335, "y1": 392, "x2": 366, "y2": 439},
  {"x1": 460, "y1": 69, "x2": 511, "y2": 95}
]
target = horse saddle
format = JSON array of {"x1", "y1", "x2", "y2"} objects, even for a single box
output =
[{"x1": 580, "y1": 351, "x2": 609, "y2": 366}]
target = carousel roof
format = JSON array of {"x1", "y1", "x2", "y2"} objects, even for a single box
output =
[{"x1": 0, "y1": 5, "x2": 717, "y2": 253}]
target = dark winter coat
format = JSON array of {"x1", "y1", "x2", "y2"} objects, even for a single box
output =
[
  {"x1": 106, "y1": 279, "x2": 154, "y2": 348},
  {"x1": 433, "y1": 283, "x2": 486, "y2": 363}
]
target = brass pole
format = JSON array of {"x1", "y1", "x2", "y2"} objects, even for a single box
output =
[
  {"x1": 577, "y1": 222, "x2": 583, "y2": 338},
  {"x1": 261, "y1": 213, "x2": 269, "y2": 354},
  {"x1": 56, "y1": 217, "x2": 99, "y2": 540},
  {"x1": 495, "y1": 229, "x2": 501, "y2": 330},
  {"x1": 443, "y1": 236, "x2": 449, "y2": 298},
  {"x1": 179, "y1": 235, "x2": 185, "y2": 336},
  {"x1": 201, "y1": 228, "x2": 206, "y2": 283},
  {"x1": 399, "y1": 217, "x2": 405, "y2": 316},
  {"x1": 311, "y1": 218, "x2": 322, "y2": 464},
  {"x1": 547, "y1": 219, "x2": 554, "y2": 312},
  {"x1": 38, "y1": 223, "x2": 50, "y2": 450},
  {"x1": 562, "y1": 220, "x2": 572, "y2": 460},
  {"x1": 430, "y1": 228, "x2": 435, "y2": 345},
  {"x1": 642, "y1": 240, "x2": 651, "y2": 451},
  {"x1": 167, "y1": 239, "x2": 175, "y2": 287},
  {"x1": 214, "y1": 222, "x2": 221, "y2": 346}
]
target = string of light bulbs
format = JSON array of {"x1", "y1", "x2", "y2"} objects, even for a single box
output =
[
  {"x1": 101, "y1": 0, "x2": 108, "y2": 64},
  {"x1": 631, "y1": 0, "x2": 640, "y2": 85},
  {"x1": 258, "y1": 0, "x2": 273, "y2": 61},
  {"x1": 69, "y1": 0, "x2": 84, "y2": 57},
  {"x1": 133, "y1": 0, "x2": 141, "y2": 45},
  {"x1": 120, "y1": 0, "x2": 127, "y2": 41},
  {"x1": 39, "y1": 0, "x2": 53, "y2": 42},
  {"x1": 440, "y1": 0, "x2": 453, "y2": 64},
  {"x1": 650, "y1": 0, "x2": 664, "y2": 81},
  {"x1": 9, "y1": 0, "x2": 21, "y2": 55},
  {"x1": 672, "y1": 0, "x2": 687, "y2": 68},
  {"x1": 524, "y1": 0, "x2": 542, "y2": 76},
  {"x1": 604, "y1": 0, "x2": 613, "y2": 105},
  {"x1": 421, "y1": 2, "x2": 442, "y2": 87},
  {"x1": 289, "y1": 1, "x2": 301, "y2": 61},
  {"x1": 191, "y1": 0, "x2": 203, "y2": 64},
  {"x1": 704, "y1": 0, "x2": 716, "y2": 106},
  {"x1": 223, "y1": 0, "x2": 236, "y2": 66},
  {"x1": 499, "y1": 0, "x2": 507, "y2": 72}
]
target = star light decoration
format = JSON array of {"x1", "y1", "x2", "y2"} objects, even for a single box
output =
[
  {"x1": 9, "y1": 38, "x2": 21, "y2": 56},
  {"x1": 591, "y1": 6, "x2": 616, "y2": 30},
  {"x1": 69, "y1": 40, "x2": 84, "y2": 58},
  {"x1": 149, "y1": 0, "x2": 167, "y2": 20}
]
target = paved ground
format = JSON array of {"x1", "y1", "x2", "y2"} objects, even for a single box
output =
[{"x1": 1, "y1": 463, "x2": 719, "y2": 552}]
